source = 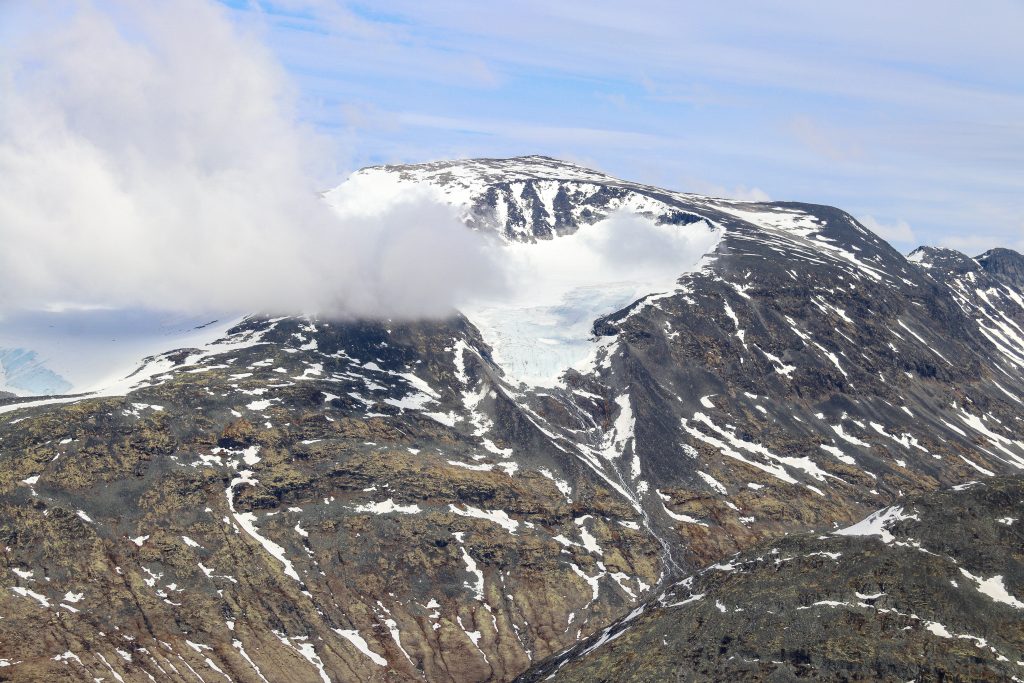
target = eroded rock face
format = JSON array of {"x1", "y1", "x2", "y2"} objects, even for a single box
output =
[
  {"x1": 978, "y1": 247, "x2": 1024, "y2": 290},
  {"x1": 2, "y1": 157, "x2": 1024, "y2": 681},
  {"x1": 518, "y1": 476, "x2": 1024, "y2": 682}
]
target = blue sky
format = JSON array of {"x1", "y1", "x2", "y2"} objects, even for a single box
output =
[{"x1": 217, "y1": 0, "x2": 1023, "y2": 253}]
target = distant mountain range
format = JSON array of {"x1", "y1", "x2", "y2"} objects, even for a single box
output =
[{"x1": 0, "y1": 156, "x2": 1021, "y2": 682}]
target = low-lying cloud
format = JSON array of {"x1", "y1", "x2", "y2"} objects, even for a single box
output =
[
  {"x1": 859, "y1": 215, "x2": 916, "y2": 245},
  {"x1": 0, "y1": 1, "x2": 504, "y2": 319}
]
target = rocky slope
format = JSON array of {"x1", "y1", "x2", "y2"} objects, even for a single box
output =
[
  {"x1": 1, "y1": 156, "x2": 1023, "y2": 681},
  {"x1": 0, "y1": 317, "x2": 662, "y2": 682},
  {"x1": 517, "y1": 476, "x2": 1024, "y2": 682}
]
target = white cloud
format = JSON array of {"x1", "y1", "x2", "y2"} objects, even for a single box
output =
[
  {"x1": 716, "y1": 185, "x2": 771, "y2": 202},
  {"x1": 676, "y1": 176, "x2": 771, "y2": 202},
  {"x1": 0, "y1": 1, "x2": 502, "y2": 318},
  {"x1": 859, "y1": 215, "x2": 916, "y2": 244},
  {"x1": 462, "y1": 210, "x2": 722, "y2": 385},
  {"x1": 735, "y1": 187, "x2": 771, "y2": 202}
]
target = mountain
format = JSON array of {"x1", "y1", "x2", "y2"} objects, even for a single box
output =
[{"x1": 0, "y1": 156, "x2": 1022, "y2": 681}]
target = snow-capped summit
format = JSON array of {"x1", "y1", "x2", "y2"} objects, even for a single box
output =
[{"x1": 327, "y1": 155, "x2": 714, "y2": 243}]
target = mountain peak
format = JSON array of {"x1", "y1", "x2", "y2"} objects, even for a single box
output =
[
  {"x1": 906, "y1": 245, "x2": 975, "y2": 271},
  {"x1": 977, "y1": 247, "x2": 1024, "y2": 289}
]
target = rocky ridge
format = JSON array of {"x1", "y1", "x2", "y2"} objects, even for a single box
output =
[{"x1": 517, "y1": 476, "x2": 1024, "y2": 682}]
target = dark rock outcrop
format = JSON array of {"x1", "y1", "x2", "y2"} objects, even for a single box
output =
[{"x1": 518, "y1": 476, "x2": 1024, "y2": 682}]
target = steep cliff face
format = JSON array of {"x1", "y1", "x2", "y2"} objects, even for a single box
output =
[
  {"x1": 978, "y1": 247, "x2": 1024, "y2": 290},
  {"x1": 1, "y1": 157, "x2": 1023, "y2": 682}
]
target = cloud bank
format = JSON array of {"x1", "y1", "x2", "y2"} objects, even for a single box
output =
[{"x1": 0, "y1": 1, "x2": 503, "y2": 318}]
